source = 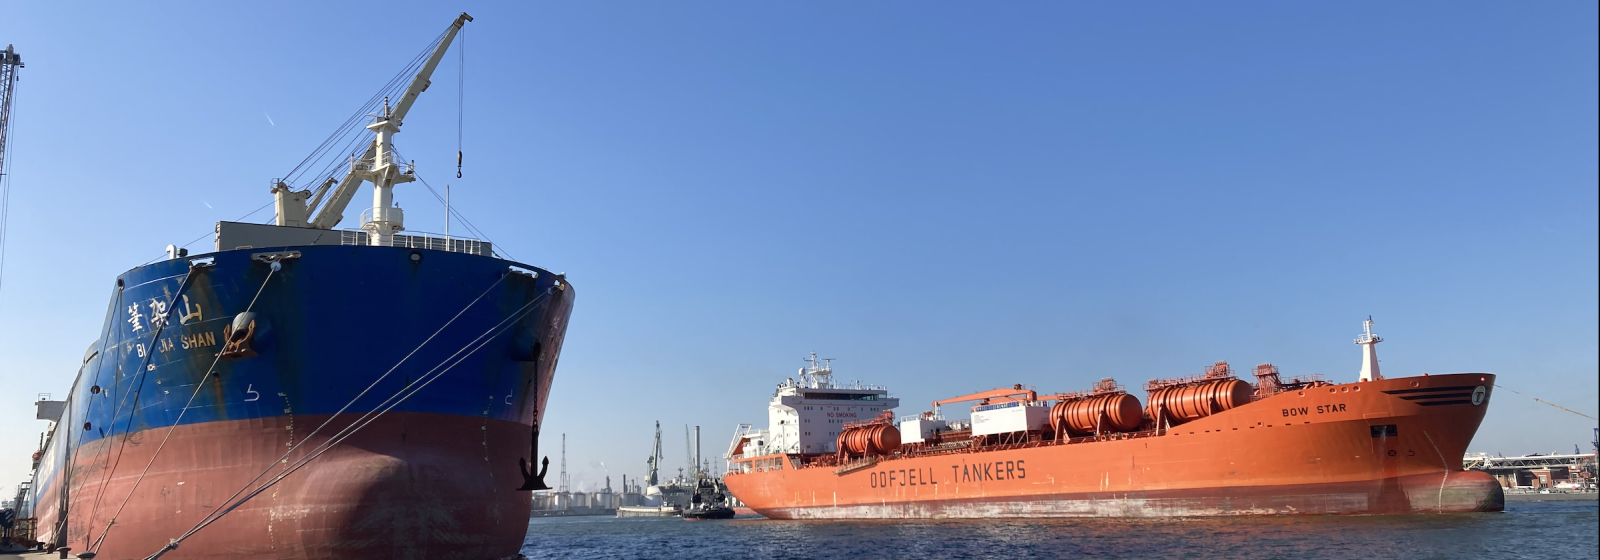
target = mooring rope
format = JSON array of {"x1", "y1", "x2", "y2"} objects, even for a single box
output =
[
  {"x1": 163, "y1": 272, "x2": 510, "y2": 544},
  {"x1": 78, "y1": 282, "x2": 130, "y2": 551},
  {"x1": 87, "y1": 263, "x2": 276, "y2": 555},
  {"x1": 145, "y1": 285, "x2": 555, "y2": 560},
  {"x1": 80, "y1": 266, "x2": 201, "y2": 551}
]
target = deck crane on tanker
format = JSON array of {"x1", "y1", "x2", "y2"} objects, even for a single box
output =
[{"x1": 929, "y1": 384, "x2": 1038, "y2": 419}]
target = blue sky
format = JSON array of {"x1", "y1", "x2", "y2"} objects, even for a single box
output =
[{"x1": 1, "y1": 2, "x2": 1595, "y2": 493}]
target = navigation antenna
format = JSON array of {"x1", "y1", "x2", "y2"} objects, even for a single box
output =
[
  {"x1": 802, "y1": 352, "x2": 835, "y2": 389},
  {"x1": 0, "y1": 45, "x2": 22, "y2": 299},
  {"x1": 1355, "y1": 316, "x2": 1384, "y2": 382}
]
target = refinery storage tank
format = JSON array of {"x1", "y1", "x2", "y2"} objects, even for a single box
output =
[
  {"x1": 1145, "y1": 378, "x2": 1251, "y2": 425},
  {"x1": 838, "y1": 423, "x2": 902, "y2": 457},
  {"x1": 1051, "y1": 392, "x2": 1143, "y2": 437}
]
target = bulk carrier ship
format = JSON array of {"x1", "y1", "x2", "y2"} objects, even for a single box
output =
[
  {"x1": 725, "y1": 322, "x2": 1504, "y2": 518},
  {"x1": 18, "y1": 14, "x2": 575, "y2": 559}
]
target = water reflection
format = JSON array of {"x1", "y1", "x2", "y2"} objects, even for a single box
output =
[{"x1": 522, "y1": 502, "x2": 1595, "y2": 560}]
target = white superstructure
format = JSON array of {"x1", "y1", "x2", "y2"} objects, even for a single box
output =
[
  {"x1": 899, "y1": 414, "x2": 947, "y2": 445},
  {"x1": 730, "y1": 353, "x2": 898, "y2": 459},
  {"x1": 970, "y1": 401, "x2": 1052, "y2": 437}
]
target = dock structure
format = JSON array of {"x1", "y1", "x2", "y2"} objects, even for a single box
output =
[
  {"x1": 529, "y1": 475, "x2": 651, "y2": 517},
  {"x1": 1465, "y1": 452, "x2": 1597, "y2": 491}
]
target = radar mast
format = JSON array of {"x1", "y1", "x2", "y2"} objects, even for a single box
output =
[{"x1": 1356, "y1": 316, "x2": 1384, "y2": 382}]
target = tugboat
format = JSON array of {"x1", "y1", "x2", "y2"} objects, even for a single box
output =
[{"x1": 680, "y1": 478, "x2": 735, "y2": 520}]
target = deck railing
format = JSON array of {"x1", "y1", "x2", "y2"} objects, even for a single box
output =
[{"x1": 339, "y1": 230, "x2": 491, "y2": 256}]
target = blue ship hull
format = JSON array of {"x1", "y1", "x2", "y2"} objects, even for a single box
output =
[{"x1": 27, "y1": 243, "x2": 573, "y2": 559}]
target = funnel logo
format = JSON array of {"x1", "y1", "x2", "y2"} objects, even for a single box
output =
[{"x1": 1471, "y1": 386, "x2": 1486, "y2": 406}]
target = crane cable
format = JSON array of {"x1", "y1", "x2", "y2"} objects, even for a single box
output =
[
  {"x1": 457, "y1": 27, "x2": 465, "y2": 179},
  {"x1": 87, "y1": 263, "x2": 277, "y2": 555},
  {"x1": 281, "y1": 31, "x2": 446, "y2": 186},
  {"x1": 154, "y1": 25, "x2": 471, "y2": 261},
  {"x1": 1494, "y1": 384, "x2": 1597, "y2": 421},
  {"x1": 146, "y1": 283, "x2": 558, "y2": 560}
]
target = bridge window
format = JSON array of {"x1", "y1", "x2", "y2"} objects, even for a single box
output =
[{"x1": 802, "y1": 392, "x2": 880, "y2": 401}]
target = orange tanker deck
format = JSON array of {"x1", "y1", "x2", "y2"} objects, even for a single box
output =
[{"x1": 726, "y1": 335, "x2": 1503, "y2": 518}]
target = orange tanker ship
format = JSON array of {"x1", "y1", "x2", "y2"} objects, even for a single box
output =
[{"x1": 724, "y1": 321, "x2": 1504, "y2": 518}]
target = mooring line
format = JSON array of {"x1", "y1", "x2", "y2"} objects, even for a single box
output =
[
  {"x1": 88, "y1": 265, "x2": 275, "y2": 555},
  {"x1": 146, "y1": 286, "x2": 555, "y2": 560},
  {"x1": 81, "y1": 267, "x2": 201, "y2": 553},
  {"x1": 168, "y1": 272, "x2": 510, "y2": 542}
]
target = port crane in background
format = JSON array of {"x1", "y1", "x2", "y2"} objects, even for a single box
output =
[
  {"x1": 645, "y1": 421, "x2": 663, "y2": 487},
  {"x1": 0, "y1": 45, "x2": 19, "y2": 179},
  {"x1": 0, "y1": 45, "x2": 22, "y2": 297}
]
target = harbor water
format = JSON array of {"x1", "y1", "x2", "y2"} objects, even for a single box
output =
[{"x1": 520, "y1": 500, "x2": 1597, "y2": 560}]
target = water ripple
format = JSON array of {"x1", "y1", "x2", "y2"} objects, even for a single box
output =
[{"x1": 521, "y1": 501, "x2": 1597, "y2": 560}]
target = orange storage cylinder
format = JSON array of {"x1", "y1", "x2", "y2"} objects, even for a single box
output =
[
  {"x1": 1212, "y1": 379, "x2": 1251, "y2": 411},
  {"x1": 838, "y1": 423, "x2": 902, "y2": 457},
  {"x1": 874, "y1": 424, "x2": 901, "y2": 454},
  {"x1": 1052, "y1": 393, "x2": 1143, "y2": 436},
  {"x1": 1145, "y1": 379, "x2": 1251, "y2": 425}
]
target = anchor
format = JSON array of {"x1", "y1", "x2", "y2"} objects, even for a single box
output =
[
  {"x1": 516, "y1": 342, "x2": 550, "y2": 491},
  {"x1": 517, "y1": 422, "x2": 552, "y2": 491}
]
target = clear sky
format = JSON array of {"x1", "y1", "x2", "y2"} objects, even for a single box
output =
[{"x1": 1, "y1": 2, "x2": 1595, "y2": 494}]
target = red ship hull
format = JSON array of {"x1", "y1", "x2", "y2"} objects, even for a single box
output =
[{"x1": 36, "y1": 412, "x2": 532, "y2": 560}]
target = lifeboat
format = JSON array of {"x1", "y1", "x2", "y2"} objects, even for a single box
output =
[{"x1": 1051, "y1": 392, "x2": 1143, "y2": 437}]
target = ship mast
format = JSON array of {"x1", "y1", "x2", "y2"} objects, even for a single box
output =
[
  {"x1": 802, "y1": 352, "x2": 835, "y2": 389},
  {"x1": 1355, "y1": 316, "x2": 1383, "y2": 382}
]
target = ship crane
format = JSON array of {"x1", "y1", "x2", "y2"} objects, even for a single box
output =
[
  {"x1": 273, "y1": 12, "x2": 472, "y2": 246},
  {"x1": 930, "y1": 384, "x2": 1038, "y2": 419}
]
